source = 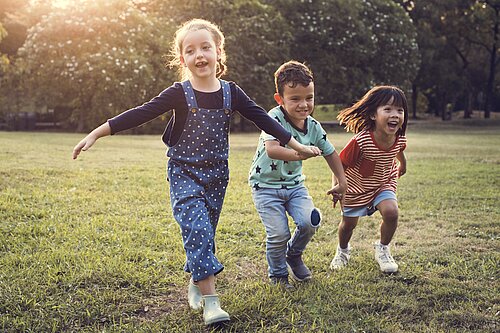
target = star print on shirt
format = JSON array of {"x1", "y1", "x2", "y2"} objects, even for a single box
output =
[
  {"x1": 255, "y1": 166, "x2": 261, "y2": 173},
  {"x1": 270, "y1": 162, "x2": 278, "y2": 171},
  {"x1": 294, "y1": 180, "x2": 300, "y2": 185},
  {"x1": 281, "y1": 185, "x2": 288, "y2": 189},
  {"x1": 253, "y1": 183, "x2": 260, "y2": 190},
  {"x1": 288, "y1": 170, "x2": 293, "y2": 175},
  {"x1": 280, "y1": 177, "x2": 286, "y2": 181},
  {"x1": 322, "y1": 133, "x2": 327, "y2": 141},
  {"x1": 274, "y1": 116, "x2": 282, "y2": 124},
  {"x1": 284, "y1": 161, "x2": 289, "y2": 164}
]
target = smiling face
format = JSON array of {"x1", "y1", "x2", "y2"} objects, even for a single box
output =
[
  {"x1": 372, "y1": 97, "x2": 405, "y2": 137},
  {"x1": 180, "y1": 28, "x2": 220, "y2": 81},
  {"x1": 274, "y1": 82, "x2": 314, "y2": 128}
]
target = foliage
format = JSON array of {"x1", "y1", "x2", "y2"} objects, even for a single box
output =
[
  {"x1": 148, "y1": 0, "x2": 292, "y2": 109},
  {"x1": 14, "y1": 0, "x2": 174, "y2": 131},
  {"x1": 2, "y1": 0, "x2": 500, "y2": 130},
  {"x1": 267, "y1": 0, "x2": 419, "y2": 104},
  {"x1": 398, "y1": 0, "x2": 500, "y2": 117},
  {"x1": 0, "y1": 122, "x2": 499, "y2": 331}
]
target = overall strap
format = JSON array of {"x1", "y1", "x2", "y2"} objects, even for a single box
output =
[
  {"x1": 220, "y1": 80, "x2": 231, "y2": 110},
  {"x1": 181, "y1": 80, "x2": 198, "y2": 110}
]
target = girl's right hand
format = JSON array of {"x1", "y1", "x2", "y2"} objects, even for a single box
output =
[
  {"x1": 72, "y1": 135, "x2": 96, "y2": 159},
  {"x1": 297, "y1": 145, "x2": 321, "y2": 159},
  {"x1": 72, "y1": 122, "x2": 111, "y2": 160}
]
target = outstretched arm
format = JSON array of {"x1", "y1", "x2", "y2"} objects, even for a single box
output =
[
  {"x1": 265, "y1": 140, "x2": 320, "y2": 161},
  {"x1": 72, "y1": 122, "x2": 112, "y2": 159},
  {"x1": 396, "y1": 151, "x2": 407, "y2": 177},
  {"x1": 324, "y1": 152, "x2": 347, "y2": 208},
  {"x1": 285, "y1": 137, "x2": 321, "y2": 159}
]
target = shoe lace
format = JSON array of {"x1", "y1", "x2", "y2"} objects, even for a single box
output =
[
  {"x1": 378, "y1": 247, "x2": 395, "y2": 263},
  {"x1": 335, "y1": 251, "x2": 349, "y2": 264}
]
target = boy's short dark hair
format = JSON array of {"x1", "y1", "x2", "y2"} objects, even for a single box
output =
[{"x1": 274, "y1": 60, "x2": 314, "y2": 96}]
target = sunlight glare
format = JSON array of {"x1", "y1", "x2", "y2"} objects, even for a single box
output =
[{"x1": 52, "y1": 0, "x2": 72, "y2": 9}]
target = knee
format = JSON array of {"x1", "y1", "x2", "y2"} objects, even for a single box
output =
[
  {"x1": 382, "y1": 207, "x2": 399, "y2": 224},
  {"x1": 340, "y1": 217, "x2": 358, "y2": 232},
  {"x1": 299, "y1": 207, "x2": 322, "y2": 233},
  {"x1": 268, "y1": 230, "x2": 291, "y2": 247}
]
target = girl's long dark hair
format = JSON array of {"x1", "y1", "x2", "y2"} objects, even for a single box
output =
[{"x1": 337, "y1": 86, "x2": 409, "y2": 135}]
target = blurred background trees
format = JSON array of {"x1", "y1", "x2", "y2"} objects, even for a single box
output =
[{"x1": 0, "y1": 0, "x2": 498, "y2": 132}]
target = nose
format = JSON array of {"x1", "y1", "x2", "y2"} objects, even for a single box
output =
[{"x1": 195, "y1": 48, "x2": 204, "y2": 58}]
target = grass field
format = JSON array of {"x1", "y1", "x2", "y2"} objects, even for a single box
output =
[{"x1": 0, "y1": 120, "x2": 499, "y2": 332}]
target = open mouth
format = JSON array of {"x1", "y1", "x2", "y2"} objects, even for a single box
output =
[
  {"x1": 195, "y1": 61, "x2": 208, "y2": 68},
  {"x1": 387, "y1": 121, "x2": 399, "y2": 130}
]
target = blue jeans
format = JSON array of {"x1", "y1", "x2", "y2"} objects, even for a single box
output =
[{"x1": 252, "y1": 186, "x2": 321, "y2": 278}]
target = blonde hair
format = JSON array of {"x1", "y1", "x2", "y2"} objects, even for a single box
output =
[{"x1": 169, "y1": 18, "x2": 227, "y2": 81}]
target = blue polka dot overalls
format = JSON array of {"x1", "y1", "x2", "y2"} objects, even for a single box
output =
[{"x1": 167, "y1": 80, "x2": 232, "y2": 282}]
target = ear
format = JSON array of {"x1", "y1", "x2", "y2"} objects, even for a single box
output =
[
  {"x1": 274, "y1": 93, "x2": 283, "y2": 105},
  {"x1": 180, "y1": 55, "x2": 186, "y2": 67},
  {"x1": 216, "y1": 47, "x2": 221, "y2": 61}
]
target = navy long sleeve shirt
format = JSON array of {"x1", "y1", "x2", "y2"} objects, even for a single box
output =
[{"x1": 108, "y1": 81, "x2": 292, "y2": 147}]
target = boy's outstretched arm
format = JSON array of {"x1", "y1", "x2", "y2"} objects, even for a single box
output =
[
  {"x1": 72, "y1": 122, "x2": 112, "y2": 160},
  {"x1": 265, "y1": 140, "x2": 320, "y2": 161},
  {"x1": 324, "y1": 152, "x2": 347, "y2": 208},
  {"x1": 396, "y1": 151, "x2": 407, "y2": 177}
]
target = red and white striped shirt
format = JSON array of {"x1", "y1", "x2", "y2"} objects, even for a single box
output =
[{"x1": 340, "y1": 130, "x2": 407, "y2": 207}]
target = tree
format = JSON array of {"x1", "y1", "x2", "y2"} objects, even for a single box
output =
[
  {"x1": 266, "y1": 0, "x2": 419, "y2": 106},
  {"x1": 14, "y1": 0, "x2": 174, "y2": 131},
  {"x1": 148, "y1": 0, "x2": 292, "y2": 109},
  {"x1": 147, "y1": 0, "x2": 293, "y2": 131},
  {"x1": 399, "y1": 0, "x2": 500, "y2": 119}
]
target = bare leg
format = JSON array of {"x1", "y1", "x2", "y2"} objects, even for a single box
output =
[
  {"x1": 195, "y1": 274, "x2": 216, "y2": 295},
  {"x1": 377, "y1": 199, "x2": 398, "y2": 245},
  {"x1": 338, "y1": 216, "x2": 359, "y2": 248}
]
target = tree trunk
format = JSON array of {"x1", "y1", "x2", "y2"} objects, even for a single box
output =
[
  {"x1": 412, "y1": 83, "x2": 418, "y2": 119},
  {"x1": 76, "y1": 110, "x2": 85, "y2": 132},
  {"x1": 484, "y1": 4, "x2": 499, "y2": 119},
  {"x1": 464, "y1": 91, "x2": 473, "y2": 119}
]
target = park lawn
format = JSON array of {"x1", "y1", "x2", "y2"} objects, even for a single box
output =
[{"x1": 0, "y1": 121, "x2": 498, "y2": 332}]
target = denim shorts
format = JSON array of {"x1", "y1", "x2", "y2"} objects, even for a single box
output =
[{"x1": 342, "y1": 190, "x2": 397, "y2": 217}]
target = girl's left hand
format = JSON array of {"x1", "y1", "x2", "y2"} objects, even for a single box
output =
[
  {"x1": 398, "y1": 164, "x2": 407, "y2": 177},
  {"x1": 326, "y1": 185, "x2": 345, "y2": 209}
]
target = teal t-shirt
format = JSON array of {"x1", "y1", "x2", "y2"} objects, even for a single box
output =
[{"x1": 248, "y1": 106, "x2": 335, "y2": 190}]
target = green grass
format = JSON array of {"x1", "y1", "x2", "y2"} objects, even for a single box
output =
[{"x1": 1, "y1": 120, "x2": 499, "y2": 332}]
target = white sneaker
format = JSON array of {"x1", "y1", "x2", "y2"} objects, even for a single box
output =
[
  {"x1": 374, "y1": 242, "x2": 398, "y2": 273},
  {"x1": 330, "y1": 245, "x2": 350, "y2": 270}
]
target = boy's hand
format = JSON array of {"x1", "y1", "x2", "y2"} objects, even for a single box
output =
[
  {"x1": 297, "y1": 145, "x2": 321, "y2": 160},
  {"x1": 327, "y1": 184, "x2": 346, "y2": 209},
  {"x1": 72, "y1": 135, "x2": 96, "y2": 160}
]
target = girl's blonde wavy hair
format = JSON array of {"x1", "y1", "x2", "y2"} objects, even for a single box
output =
[{"x1": 169, "y1": 18, "x2": 227, "y2": 81}]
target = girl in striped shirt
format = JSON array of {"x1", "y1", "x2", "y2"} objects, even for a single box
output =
[{"x1": 328, "y1": 86, "x2": 408, "y2": 273}]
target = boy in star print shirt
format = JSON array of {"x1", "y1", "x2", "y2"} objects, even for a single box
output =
[{"x1": 249, "y1": 61, "x2": 347, "y2": 286}]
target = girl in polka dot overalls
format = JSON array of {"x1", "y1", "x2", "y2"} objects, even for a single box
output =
[{"x1": 72, "y1": 18, "x2": 320, "y2": 326}]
